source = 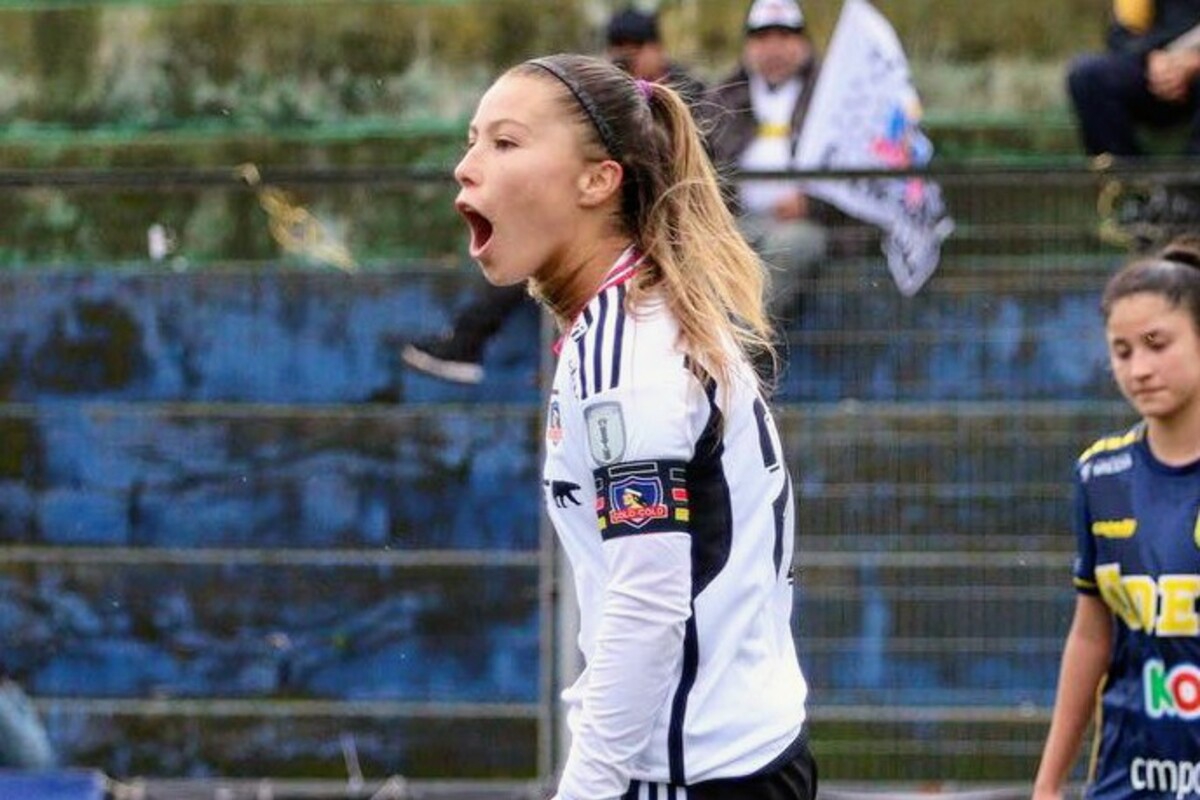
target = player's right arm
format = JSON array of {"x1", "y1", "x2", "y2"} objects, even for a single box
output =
[{"x1": 1031, "y1": 594, "x2": 1112, "y2": 800}]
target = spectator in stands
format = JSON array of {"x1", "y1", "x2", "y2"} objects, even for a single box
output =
[
  {"x1": 605, "y1": 7, "x2": 707, "y2": 108},
  {"x1": 453, "y1": 50, "x2": 813, "y2": 799},
  {"x1": 402, "y1": 8, "x2": 707, "y2": 384},
  {"x1": 702, "y1": 0, "x2": 828, "y2": 321},
  {"x1": 1032, "y1": 235, "x2": 1200, "y2": 800},
  {"x1": 1068, "y1": 0, "x2": 1200, "y2": 157},
  {"x1": 0, "y1": 671, "x2": 54, "y2": 770}
]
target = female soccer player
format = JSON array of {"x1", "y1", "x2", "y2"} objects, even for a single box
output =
[
  {"x1": 452, "y1": 53, "x2": 814, "y2": 800},
  {"x1": 1033, "y1": 237, "x2": 1200, "y2": 800}
]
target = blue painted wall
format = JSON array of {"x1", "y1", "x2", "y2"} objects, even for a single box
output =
[{"x1": 0, "y1": 258, "x2": 1123, "y2": 779}]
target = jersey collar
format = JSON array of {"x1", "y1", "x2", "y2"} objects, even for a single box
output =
[{"x1": 552, "y1": 244, "x2": 644, "y2": 355}]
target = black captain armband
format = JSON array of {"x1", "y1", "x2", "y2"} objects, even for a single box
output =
[{"x1": 594, "y1": 459, "x2": 690, "y2": 540}]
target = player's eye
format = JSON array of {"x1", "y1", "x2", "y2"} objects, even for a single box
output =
[{"x1": 1143, "y1": 332, "x2": 1168, "y2": 350}]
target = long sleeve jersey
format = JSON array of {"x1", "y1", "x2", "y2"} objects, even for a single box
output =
[{"x1": 543, "y1": 247, "x2": 809, "y2": 799}]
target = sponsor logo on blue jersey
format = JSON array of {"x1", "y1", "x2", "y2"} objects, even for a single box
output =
[
  {"x1": 1095, "y1": 564, "x2": 1200, "y2": 635},
  {"x1": 1093, "y1": 518, "x2": 1137, "y2": 539},
  {"x1": 1129, "y1": 756, "x2": 1200, "y2": 798},
  {"x1": 1081, "y1": 452, "x2": 1133, "y2": 482},
  {"x1": 1144, "y1": 659, "x2": 1200, "y2": 720}
]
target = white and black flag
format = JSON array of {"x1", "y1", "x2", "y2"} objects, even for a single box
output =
[{"x1": 795, "y1": 0, "x2": 954, "y2": 296}]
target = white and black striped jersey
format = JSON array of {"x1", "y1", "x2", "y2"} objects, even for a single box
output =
[{"x1": 543, "y1": 247, "x2": 809, "y2": 800}]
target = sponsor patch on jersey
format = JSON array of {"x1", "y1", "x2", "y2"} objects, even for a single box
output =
[
  {"x1": 595, "y1": 460, "x2": 689, "y2": 539},
  {"x1": 1081, "y1": 451, "x2": 1133, "y2": 482},
  {"x1": 543, "y1": 477, "x2": 582, "y2": 509},
  {"x1": 1144, "y1": 659, "x2": 1200, "y2": 720},
  {"x1": 567, "y1": 357, "x2": 581, "y2": 400},
  {"x1": 1128, "y1": 756, "x2": 1200, "y2": 797},
  {"x1": 1092, "y1": 518, "x2": 1137, "y2": 539},
  {"x1": 546, "y1": 396, "x2": 564, "y2": 447},
  {"x1": 584, "y1": 402, "x2": 626, "y2": 465}
]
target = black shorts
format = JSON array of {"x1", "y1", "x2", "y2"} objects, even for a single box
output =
[{"x1": 688, "y1": 736, "x2": 818, "y2": 800}]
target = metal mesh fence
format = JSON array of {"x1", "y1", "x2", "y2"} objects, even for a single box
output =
[{"x1": 1, "y1": 161, "x2": 1187, "y2": 797}]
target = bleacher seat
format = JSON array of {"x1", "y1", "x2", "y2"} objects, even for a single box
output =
[{"x1": 0, "y1": 770, "x2": 106, "y2": 800}]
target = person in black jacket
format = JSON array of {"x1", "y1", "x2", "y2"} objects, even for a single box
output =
[
  {"x1": 605, "y1": 7, "x2": 707, "y2": 108},
  {"x1": 1069, "y1": 0, "x2": 1200, "y2": 156}
]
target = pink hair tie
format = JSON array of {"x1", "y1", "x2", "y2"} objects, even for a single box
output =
[{"x1": 635, "y1": 78, "x2": 654, "y2": 102}]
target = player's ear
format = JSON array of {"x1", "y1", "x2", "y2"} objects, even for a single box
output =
[{"x1": 578, "y1": 159, "x2": 623, "y2": 208}]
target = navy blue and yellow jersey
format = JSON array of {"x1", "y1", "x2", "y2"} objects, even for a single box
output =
[{"x1": 1072, "y1": 423, "x2": 1200, "y2": 799}]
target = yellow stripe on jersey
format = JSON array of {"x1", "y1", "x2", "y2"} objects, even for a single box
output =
[
  {"x1": 757, "y1": 122, "x2": 790, "y2": 139},
  {"x1": 1092, "y1": 518, "x2": 1137, "y2": 539},
  {"x1": 1087, "y1": 673, "x2": 1108, "y2": 784},
  {"x1": 1077, "y1": 425, "x2": 1143, "y2": 464},
  {"x1": 1194, "y1": 508, "x2": 1200, "y2": 550},
  {"x1": 1074, "y1": 576, "x2": 1098, "y2": 591}
]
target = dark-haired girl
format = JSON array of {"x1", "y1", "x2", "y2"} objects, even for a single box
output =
[{"x1": 1034, "y1": 237, "x2": 1200, "y2": 800}]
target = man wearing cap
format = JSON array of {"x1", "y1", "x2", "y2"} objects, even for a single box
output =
[
  {"x1": 606, "y1": 7, "x2": 707, "y2": 108},
  {"x1": 705, "y1": 0, "x2": 828, "y2": 322}
]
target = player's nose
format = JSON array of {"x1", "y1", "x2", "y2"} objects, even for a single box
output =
[{"x1": 454, "y1": 147, "x2": 481, "y2": 188}]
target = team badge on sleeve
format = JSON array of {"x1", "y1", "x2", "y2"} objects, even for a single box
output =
[
  {"x1": 584, "y1": 402, "x2": 626, "y2": 465},
  {"x1": 594, "y1": 460, "x2": 689, "y2": 539},
  {"x1": 546, "y1": 396, "x2": 564, "y2": 447}
]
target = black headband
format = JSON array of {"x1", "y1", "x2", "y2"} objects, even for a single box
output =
[
  {"x1": 526, "y1": 58, "x2": 621, "y2": 159},
  {"x1": 1161, "y1": 248, "x2": 1200, "y2": 270}
]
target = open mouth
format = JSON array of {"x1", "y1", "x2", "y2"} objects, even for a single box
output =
[{"x1": 456, "y1": 202, "x2": 495, "y2": 257}]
